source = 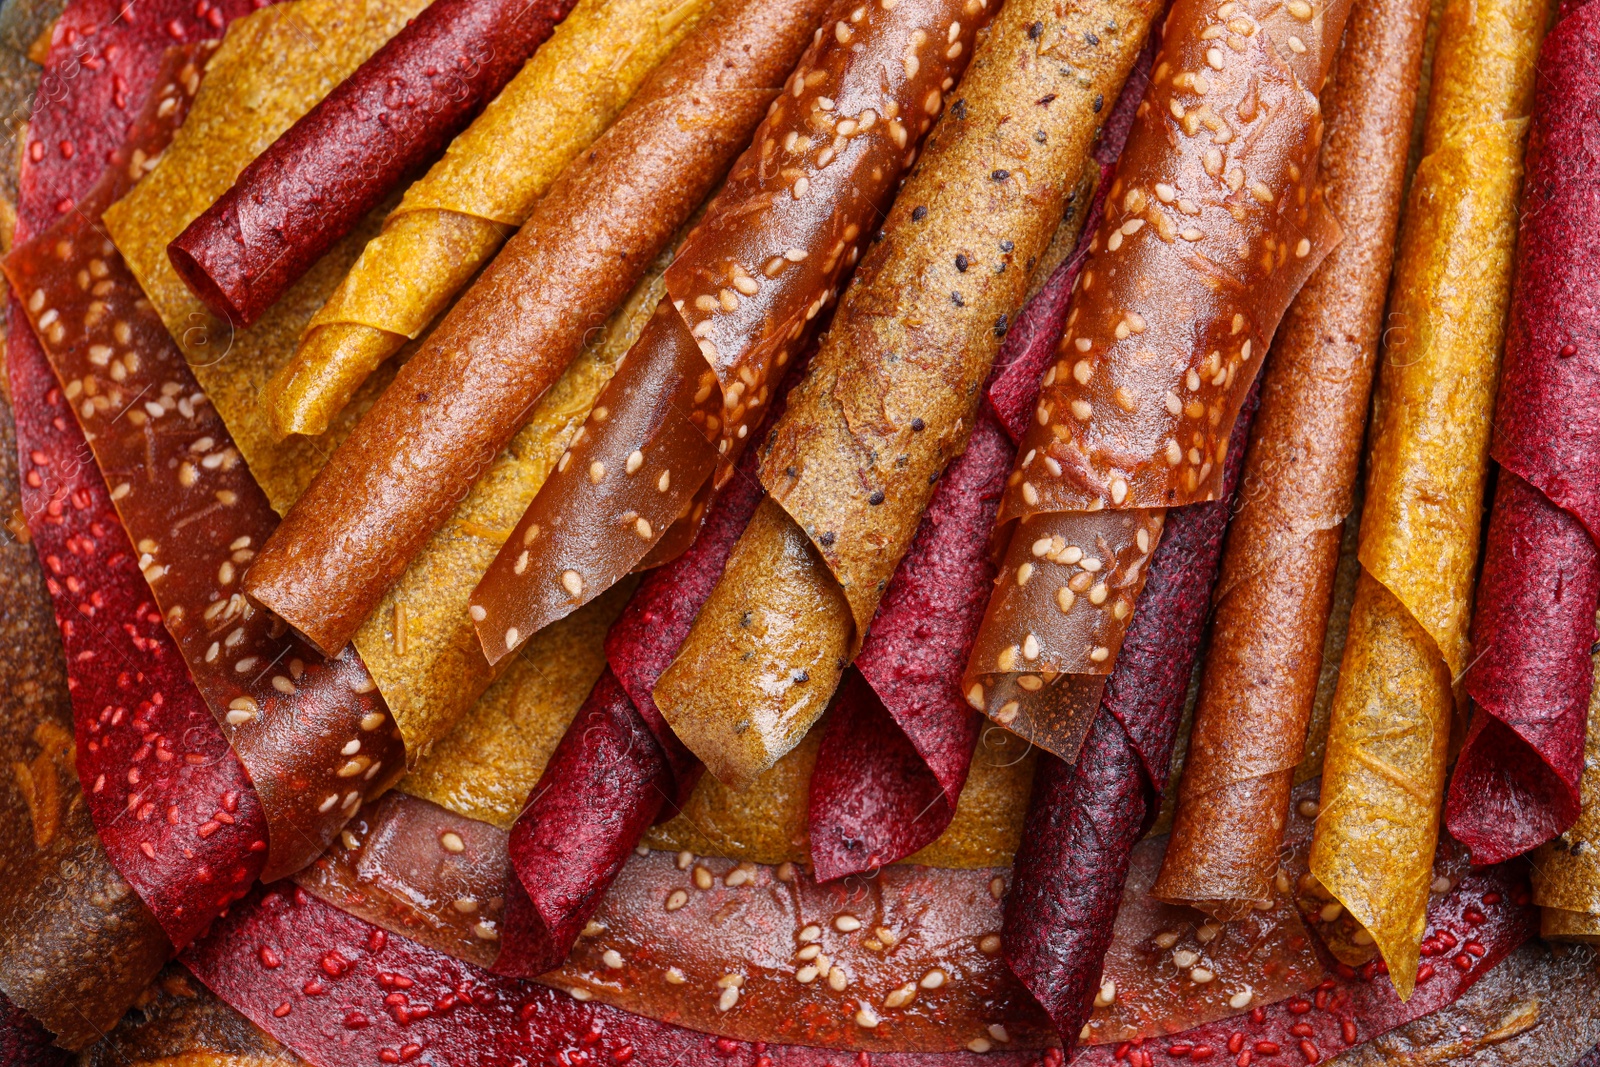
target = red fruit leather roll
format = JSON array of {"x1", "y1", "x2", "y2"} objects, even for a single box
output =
[
  {"x1": 4, "y1": 47, "x2": 405, "y2": 885},
  {"x1": 493, "y1": 358, "x2": 798, "y2": 976},
  {"x1": 962, "y1": 0, "x2": 1345, "y2": 759},
  {"x1": 1448, "y1": 0, "x2": 1600, "y2": 865},
  {"x1": 1003, "y1": 380, "x2": 1256, "y2": 1051},
  {"x1": 166, "y1": 0, "x2": 574, "y2": 328},
  {"x1": 0, "y1": 0, "x2": 271, "y2": 1047},
  {"x1": 468, "y1": 0, "x2": 989, "y2": 665},
  {"x1": 245, "y1": 0, "x2": 831, "y2": 658},
  {"x1": 184, "y1": 883, "x2": 1046, "y2": 1067},
  {"x1": 806, "y1": 28, "x2": 1157, "y2": 882}
]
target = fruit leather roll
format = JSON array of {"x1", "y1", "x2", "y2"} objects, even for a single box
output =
[
  {"x1": 652, "y1": 0, "x2": 1165, "y2": 791},
  {"x1": 166, "y1": 0, "x2": 576, "y2": 329},
  {"x1": 1004, "y1": 377, "x2": 1257, "y2": 1052},
  {"x1": 963, "y1": 0, "x2": 1348, "y2": 761},
  {"x1": 805, "y1": 34, "x2": 1157, "y2": 879},
  {"x1": 1151, "y1": 0, "x2": 1430, "y2": 915},
  {"x1": 494, "y1": 383, "x2": 779, "y2": 974},
  {"x1": 0, "y1": 0, "x2": 274, "y2": 1046},
  {"x1": 265, "y1": 0, "x2": 712, "y2": 439},
  {"x1": 8, "y1": 51, "x2": 405, "y2": 890},
  {"x1": 1447, "y1": 0, "x2": 1600, "y2": 864},
  {"x1": 244, "y1": 0, "x2": 831, "y2": 658},
  {"x1": 468, "y1": 0, "x2": 990, "y2": 666},
  {"x1": 1308, "y1": 0, "x2": 1544, "y2": 999}
]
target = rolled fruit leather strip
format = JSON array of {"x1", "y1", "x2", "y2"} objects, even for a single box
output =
[
  {"x1": 964, "y1": 0, "x2": 1346, "y2": 760},
  {"x1": 653, "y1": 0, "x2": 1165, "y2": 790},
  {"x1": 185, "y1": 883, "x2": 1051, "y2": 1067},
  {"x1": 1005, "y1": 378, "x2": 1259, "y2": 1052},
  {"x1": 469, "y1": 0, "x2": 992, "y2": 665},
  {"x1": 4, "y1": 55, "x2": 406, "y2": 884},
  {"x1": 493, "y1": 362, "x2": 795, "y2": 975},
  {"x1": 1448, "y1": 0, "x2": 1600, "y2": 865},
  {"x1": 1152, "y1": 0, "x2": 1430, "y2": 915},
  {"x1": 1308, "y1": 0, "x2": 1545, "y2": 999},
  {"x1": 243, "y1": 0, "x2": 833, "y2": 658},
  {"x1": 166, "y1": 0, "x2": 576, "y2": 329},
  {"x1": 1533, "y1": 640, "x2": 1600, "y2": 942},
  {"x1": 0, "y1": 0, "x2": 278, "y2": 1045},
  {"x1": 265, "y1": 0, "x2": 712, "y2": 440},
  {"x1": 807, "y1": 21, "x2": 1158, "y2": 882}
]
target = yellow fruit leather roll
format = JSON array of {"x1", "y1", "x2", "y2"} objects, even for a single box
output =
[
  {"x1": 1307, "y1": 0, "x2": 1545, "y2": 1000},
  {"x1": 265, "y1": 0, "x2": 711, "y2": 439}
]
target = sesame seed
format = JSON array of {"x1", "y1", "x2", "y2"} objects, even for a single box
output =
[
  {"x1": 718, "y1": 987, "x2": 739, "y2": 1012},
  {"x1": 1230, "y1": 988, "x2": 1254, "y2": 1009},
  {"x1": 921, "y1": 969, "x2": 946, "y2": 989},
  {"x1": 995, "y1": 702, "x2": 1019, "y2": 724},
  {"x1": 1056, "y1": 587, "x2": 1076, "y2": 612},
  {"x1": 1022, "y1": 634, "x2": 1040, "y2": 660},
  {"x1": 1089, "y1": 646, "x2": 1110, "y2": 662},
  {"x1": 969, "y1": 1039, "x2": 992, "y2": 1054},
  {"x1": 693, "y1": 865, "x2": 713, "y2": 890},
  {"x1": 1095, "y1": 979, "x2": 1116, "y2": 1007},
  {"x1": 361, "y1": 712, "x2": 386, "y2": 731},
  {"x1": 505, "y1": 627, "x2": 520, "y2": 650},
  {"x1": 828, "y1": 967, "x2": 849, "y2": 991},
  {"x1": 1016, "y1": 562, "x2": 1034, "y2": 586},
  {"x1": 799, "y1": 924, "x2": 823, "y2": 942},
  {"x1": 835, "y1": 914, "x2": 862, "y2": 932},
  {"x1": 562, "y1": 570, "x2": 583, "y2": 597},
  {"x1": 1319, "y1": 902, "x2": 1343, "y2": 921},
  {"x1": 666, "y1": 890, "x2": 688, "y2": 911},
  {"x1": 796, "y1": 964, "x2": 819, "y2": 983},
  {"x1": 966, "y1": 683, "x2": 985, "y2": 710},
  {"x1": 855, "y1": 1007, "x2": 879, "y2": 1028}
]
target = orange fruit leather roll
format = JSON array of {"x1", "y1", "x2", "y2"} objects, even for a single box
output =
[
  {"x1": 1307, "y1": 0, "x2": 1546, "y2": 999},
  {"x1": 466, "y1": 0, "x2": 994, "y2": 666},
  {"x1": 1150, "y1": 0, "x2": 1431, "y2": 917},
  {"x1": 242, "y1": 0, "x2": 833, "y2": 658},
  {"x1": 962, "y1": 0, "x2": 1346, "y2": 761},
  {"x1": 648, "y1": 0, "x2": 1165, "y2": 791}
]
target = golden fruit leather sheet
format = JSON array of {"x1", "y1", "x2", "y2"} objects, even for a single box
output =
[
  {"x1": 1152, "y1": 0, "x2": 1431, "y2": 914},
  {"x1": 963, "y1": 0, "x2": 1345, "y2": 760},
  {"x1": 102, "y1": 0, "x2": 689, "y2": 760},
  {"x1": 267, "y1": 0, "x2": 710, "y2": 438},
  {"x1": 1534, "y1": 630, "x2": 1600, "y2": 942},
  {"x1": 1307, "y1": 0, "x2": 1544, "y2": 999},
  {"x1": 652, "y1": 0, "x2": 1164, "y2": 790}
]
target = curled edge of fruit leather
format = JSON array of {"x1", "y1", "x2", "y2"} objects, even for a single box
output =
[
  {"x1": 651, "y1": 0, "x2": 1165, "y2": 792},
  {"x1": 267, "y1": 0, "x2": 712, "y2": 440},
  {"x1": 468, "y1": 0, "x2": 990, "y2": 667},
  {"x1": 805, "y1": 22, "x2": 1159, "y2": 881},
  {"x1": 1152, "y1": 0, "x2": 1431, "y2": 915},
  {"x1": 963, "y1": 0, "x2": 1346, "y2": 760},
  {"x1": 1533, "y1": 611, "x2": 1600, "y2": 942},
  {"x1": 1005, "y1": 378, "x2": 1258, "y2": 1053},
  {"x1": 1309, "y1": 0, "x2": 1546, "y2": 999},
  {"x1": 240, "y1": 0, "x2": 830, "y2": 660},
  {"x1": 1449, "y1": 0, "x2": 1600, "y2": 865},
  {"x1": 165, "y1": 0, "x2": 574, "y2": 329},
  {"x1": 4, "y1": 44, "x2": 404, "y2": 889}
]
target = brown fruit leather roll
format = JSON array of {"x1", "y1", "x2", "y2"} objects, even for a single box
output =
[
  {"x1": 652, "y1": 0, "x2": 1165, "y2": 790},
  {"x1": 1151, "y1": 0, "x2": 1430, "y2": 915},
  {"x1": 243, "y1": 0, "x2": 833, "y2": 658},
  {"x1": 4, "y1": 60, "x2": 406, "y2": 883},
  {"x1": 166, "y1": 0, "x2": 576, "y2": 329},
  {"x1": 962, "y1": 0, "x2": 1346, "y2": 759},
  {"x1": 468, "y1": 0, "x2": 988, "y2": 664}
]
